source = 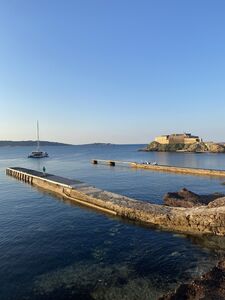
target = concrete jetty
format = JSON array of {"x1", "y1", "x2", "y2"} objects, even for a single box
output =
[
  {"x1": 92, "y1": 159, "x2": 225, "y2": 177},
  {"x1": 6, "y1": 167, "x2": 225, "y2": 236}
]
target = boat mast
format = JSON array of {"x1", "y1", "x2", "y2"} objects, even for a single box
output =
[{"x1": 37, "y1": 120, "x2": 40, "y2": 151}]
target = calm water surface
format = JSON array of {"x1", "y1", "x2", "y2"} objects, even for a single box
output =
[{"x1": 1, "y1": 144, "x2": 225, "y2": 300}]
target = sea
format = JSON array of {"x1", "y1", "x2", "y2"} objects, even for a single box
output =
[{"x1": 1, "y1": 144, "x2": 225, "y2": 300}]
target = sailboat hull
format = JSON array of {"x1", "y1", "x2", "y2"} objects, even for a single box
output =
[{"x1": 28, "y1": 151, "x2": 48, "y2": 158}]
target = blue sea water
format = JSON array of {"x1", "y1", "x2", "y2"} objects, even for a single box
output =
[{"x1": 0, "y1": 144, "x2": 225, "y2": 300}]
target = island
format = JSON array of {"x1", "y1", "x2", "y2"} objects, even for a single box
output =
[
  {"x1": 0, "y1": 140, "x2": 72, "y2": 147},
  {"x1": 141, "y1": 133, "x2": 225, "y2": 153}
]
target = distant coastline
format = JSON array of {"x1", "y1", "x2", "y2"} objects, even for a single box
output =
[
  {"x1": 0, "y1": 140, "x2": 72, "y2": 147},
  {"x1": 0, "y1": 141, "x2": 147, "y2": 147}
]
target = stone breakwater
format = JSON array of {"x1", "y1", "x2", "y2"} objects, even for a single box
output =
[
  {"x1": 130, "y1": 163, "x2": 225, "y2": 177},
  {"x1": 6, "y1": 167, "x2": 225, "y2": 236},
  {"x1": 92, "y1": 159, "x2": 225, "y2": 178}
]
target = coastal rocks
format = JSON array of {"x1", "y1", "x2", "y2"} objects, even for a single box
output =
[
  {"x1": 159, "y1": 260, "x2": 225, "y2": 300},
  {"x1": 164, "y1": 188, "x2": 202, "y2": 208},
  {"x1": 185, "y1": 142, "x2": 208, "y2": 152},
  {"x1": 207, "y1": 197, "x2": 225, "y2": 208},
  {"x1": 143, "y1": 141, "x2": 225, "y2": 153},
  {"x1": 144, "y1": 141, "x2": 185, "y2": 152},
  {"x1": 208, "y1": 143, "x2": 225, "y2": 153},
  {"x1": 163, "y1": 188, "x2": 224, "y2": 208}
]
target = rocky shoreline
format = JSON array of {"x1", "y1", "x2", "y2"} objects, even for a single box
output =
[
  {"x1": 159, "y1": 260, "x2": 225, "y2": 300},
  {"x1": 159, "y1": 188, "x2": 225, "y2": 299},
  {"x1": 141, "y1": 141, "x2": 225, "y2": 153}
]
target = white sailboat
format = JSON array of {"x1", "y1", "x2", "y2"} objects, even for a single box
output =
[{"x1": 28, "y1": 121, "x2": 49, "y2": 158}]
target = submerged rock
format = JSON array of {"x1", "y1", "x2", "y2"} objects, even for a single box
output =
[
  {"x1": 159, "y1": 260, "x2": 225, "y2": 300},
  {"x1": 164, "y1": 188, "x2": 224, "y2": 208}
]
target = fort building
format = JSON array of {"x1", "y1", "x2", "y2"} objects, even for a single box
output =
[{"x1": 155, "y1": 133, "x2": 201, "y2": 145}]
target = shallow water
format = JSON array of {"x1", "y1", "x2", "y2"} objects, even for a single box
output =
[{"x1": 0, "y1": 145, "x2": 225, "y2": 299}]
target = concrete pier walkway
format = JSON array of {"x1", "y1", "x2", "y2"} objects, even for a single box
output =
[
  {"x1": 6, "y1": 167, "x2": 225, "y2": 236},
  {"x1": 92, "y1": 159, "x2": 225, "y2": 177}
]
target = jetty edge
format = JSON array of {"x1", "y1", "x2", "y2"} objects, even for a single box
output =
[
  {"x1": 92, "y1": 159, "x2": 225, "y2": 177},
  {"x1": 6, "y1": 167, "x2": 225, "y2": 236}
]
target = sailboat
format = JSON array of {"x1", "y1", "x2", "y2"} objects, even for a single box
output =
[{"x1": 28, "y1": 121, "x2": 49, "y2": 158}]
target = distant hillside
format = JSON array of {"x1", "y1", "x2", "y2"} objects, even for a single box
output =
[{"x1": 0, "y1": 140, "x2": 73, "y2": 147}]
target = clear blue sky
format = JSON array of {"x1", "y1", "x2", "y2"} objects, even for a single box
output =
[{"x1": 1, "y1": 0, "x2": 225, "y2": 144}]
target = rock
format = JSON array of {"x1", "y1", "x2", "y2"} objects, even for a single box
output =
[
  {"x1": 144, "y1": 141, "x2": 186, "y2": 152},
  {"x1": 208, "y1": 197, "x2": 225, "y2": 208},
  {"x1": 185, "y1": 142, "x2": 208, "y2": 152},
  {"x1": 208, "y1": 143, "x2": 225, "y2": 153},
  {"x1": 164, "y1": 188, "x2": 224, "y2": 208},
  {"x1": 159, "y1": 260, "x2": 225, "y2": 300},
  {"x1": 143, "y1": 141, "x2": 225, "y2": 153},
  {"x1": 164, "y1": 188, "x2": 202, "y2": 208}
]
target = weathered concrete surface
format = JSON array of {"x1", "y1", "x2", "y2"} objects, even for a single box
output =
[
  {"x1": 6, "y1": 167, "x2": 225, "y2": 236},
  {"x1": 159, "y1": 260, "x2": 225, "y2": 300}
]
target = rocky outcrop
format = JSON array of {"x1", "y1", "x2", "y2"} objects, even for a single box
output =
[
  {"x1": 143, "y1": 141, "x2": 225, "y2": 153},
  {"x1": 208, "y1": 143, "x2": 225, "y2": 153},
  {"x1": 164, "y1": 188, "x2": 202, "y2": 207},
  {"x1": 186, "y1": 142, "x2": 208, "y2": 152},
  {"x1": 164, "y1": 188, "x2": 224, "y2": 208},
  {"x1": 208, "y1": 197, "x2": 225, "y2": 208},
  {"x1": 159, "y1": 260, "x2": 225, "y2": 300}
]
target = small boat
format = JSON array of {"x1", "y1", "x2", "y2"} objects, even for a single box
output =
[
  {"x1": 28, "y1": 150, "x2": 48, "y2": 158},
  {"x1": 176, "y1": 149, "x2": 188, "y2": 152},
  {"x1": 28, "y1": 121, "x2": 49, "y2": 158}
]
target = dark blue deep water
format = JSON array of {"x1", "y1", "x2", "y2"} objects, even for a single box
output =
[{"x1": 1, "y1": 144, "x2": 225, "y2": 300}]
